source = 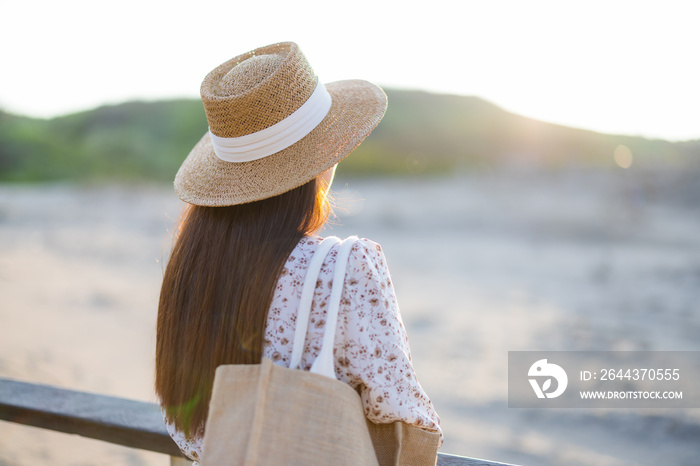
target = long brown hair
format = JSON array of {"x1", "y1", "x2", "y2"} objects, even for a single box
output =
[{"x1": 156, "y1": 177, "x2": 331, "y2": 435}]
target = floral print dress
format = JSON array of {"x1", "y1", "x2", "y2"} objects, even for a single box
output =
[{"x1": 165, "y1": 235, "x2": 442, "y2": 462}]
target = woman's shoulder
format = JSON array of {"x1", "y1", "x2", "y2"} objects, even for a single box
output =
[
  {"x1": 300, "y1": 235, "x2": 387, "y2": 267},
  {"x1": 285, "y1": 236, "x2": 391, "y2": 287},
  {"x1": 329, "y1": 236, "x2": 392, "y2": 288}
]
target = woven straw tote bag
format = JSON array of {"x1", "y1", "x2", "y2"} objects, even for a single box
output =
[{"x1": 201, "y1": 236, "x2": 440, "y2": 465}]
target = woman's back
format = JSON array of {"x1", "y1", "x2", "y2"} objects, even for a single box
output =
[{"x1": 166, "y1": 235, "x2": 441, "y2": 462}]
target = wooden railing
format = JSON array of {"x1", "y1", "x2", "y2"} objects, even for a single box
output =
[{"x1": 0, "y1": 377, "x2": 516, "y2": 466}]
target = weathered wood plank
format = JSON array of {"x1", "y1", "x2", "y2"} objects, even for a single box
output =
[
  {"x1": 0, "y1": 377, "x2": 184, "y2": 457},
  {"x1": 437, "y1": 453, "x2": 518, "y2": 466},
  {"x1": 0, "y1": 377, "x2": 517, "y2": 465}
]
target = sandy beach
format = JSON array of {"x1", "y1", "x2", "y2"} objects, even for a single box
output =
[{"x1": 1, "y1": 168, "x2": 699, "y2": 465}]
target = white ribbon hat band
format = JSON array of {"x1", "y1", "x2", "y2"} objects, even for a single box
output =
[{"x1": 209, "y1": 81, "x2": 332, "y2": 163}]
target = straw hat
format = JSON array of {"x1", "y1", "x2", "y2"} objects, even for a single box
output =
[{"x1": 174, "y1": 42, "x2": 387, "y2": 206}]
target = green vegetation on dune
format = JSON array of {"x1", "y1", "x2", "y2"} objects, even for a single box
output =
[
  {"x1": 0, "y1": 100, "x2": 209, "y2": 182},
  {"x1": 0, "y1": 91, "x2": 697, "y2": 183},
  {"x1": 349, "y1": 90, "x2": 697, "y2": 174}
]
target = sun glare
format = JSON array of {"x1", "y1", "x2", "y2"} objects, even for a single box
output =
[{"x1": 614, "y1": 145, "x2": 633, "y2": 169}]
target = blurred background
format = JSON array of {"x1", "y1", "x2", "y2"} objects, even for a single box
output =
[{"x1": 1, "y1": 1, "x2": 698, "y2": 465}]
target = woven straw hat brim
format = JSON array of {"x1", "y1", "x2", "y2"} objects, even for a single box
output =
[{"x1": 174, "y1": 79, "x2": 387, "y2": 206}]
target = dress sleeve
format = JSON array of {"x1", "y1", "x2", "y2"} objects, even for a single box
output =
[
  {"x1": 334, "y1": 238, "x2": 443, "y2": 444},
  {"x1": 163, "y1": 414, "x2": 204, "y2": 463}
]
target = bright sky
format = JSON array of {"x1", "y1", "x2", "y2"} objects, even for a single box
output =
[{"x1": 1, "y1": 0, "x2": 698, "y2": 141}]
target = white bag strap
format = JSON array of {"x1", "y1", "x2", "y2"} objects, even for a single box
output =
[
  {"x1": 289, "y1": 236, "x2": 341, "y2": 370},
  {"x1": 310, "y1": 236, "x2": 359, "y2": 379}
]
